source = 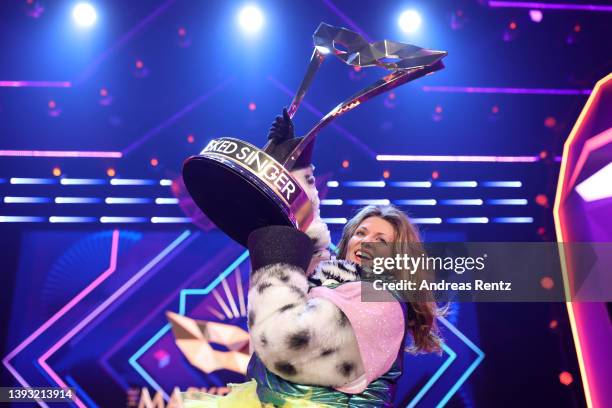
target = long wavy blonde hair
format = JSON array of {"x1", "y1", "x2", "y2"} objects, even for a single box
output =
[{"x1": 336, "y1": 205, "x2": 443, "y2": 353}]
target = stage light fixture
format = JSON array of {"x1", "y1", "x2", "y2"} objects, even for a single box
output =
[
  {"x1": 238, "y1": 5, "x2": 264, "y2": 33},
  {"x1": 72, "y1": 2, "x2": 97, "y2": 27},
  {"x1": 398, "y1": 10, "x2": 422, "y2": 33}
]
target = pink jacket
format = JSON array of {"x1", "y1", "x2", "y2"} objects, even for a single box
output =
[{"x1": 308, "y1": 282, "x2": 405, "y2": 393}]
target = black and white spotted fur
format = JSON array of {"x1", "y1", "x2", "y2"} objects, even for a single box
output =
[
  {"x1": 308, "y1": 259, "x2": 362, "y2": 287},
  {"x1": 247, "y1": 259, "x2": 364, "y2": 387}
]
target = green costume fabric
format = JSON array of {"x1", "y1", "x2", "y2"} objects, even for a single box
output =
[{"x1": 246, "y1": 349, "x2": 403, "y2": 407}]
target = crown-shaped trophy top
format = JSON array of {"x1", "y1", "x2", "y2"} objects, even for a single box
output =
[{"x1": 313, "y1": 22, "x2": 447, "y2": 70}]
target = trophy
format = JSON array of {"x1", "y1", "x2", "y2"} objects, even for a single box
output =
[{"x1": 182, "y1": 23, "x2": 447, "y2": 246}]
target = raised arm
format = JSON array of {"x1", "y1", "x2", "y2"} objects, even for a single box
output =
[{"x1": 247, "y1": 225, "x2": 364, "y2": 387}]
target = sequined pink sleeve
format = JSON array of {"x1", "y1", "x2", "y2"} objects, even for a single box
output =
[{"x1": 307, "y1": 282, "x2": 405, "y2": 394}]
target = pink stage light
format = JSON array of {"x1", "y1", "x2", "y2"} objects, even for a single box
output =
[
  {"x1": 37, "y1": 230, "x2": 192, "y2": 408},
  {"x1": 529, "y1": 9, "x2": 543, "y2": 22},
  {"x1": 422, "y1": 85, "x2": 591, "y2": 95},
  {"x1": 0, "y1": 150, "x2": 122, "y2": 158},
  {"x1": 2, "y1": 231, "x2": 119, "y2": 397},
  {"x1": 377, "y1": 154, "x2": 539, "y2": 163},
  {"x1": 0, "y1": 81, "x2": 72, "y2": 88},
  {"x1": 488, "y1": 1, "x2": 612, "y2": 12}
]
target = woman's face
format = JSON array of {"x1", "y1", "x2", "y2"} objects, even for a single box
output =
[{"x1": 346, "y1": 216, "x2": 396, "y2": 264}]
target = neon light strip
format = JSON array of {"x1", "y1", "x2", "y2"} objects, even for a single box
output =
[
  {"x1": 407, "y1": 342, "x2": 457, "y2": 408},
  {"x1": 151, "y1": 217, "x2": 192, "y2": 223},
  {"x1": 412, "y1": 218, "x2": 443, "y2": 224},
  {"x1": 0, "y1": 150, "x2": 121, "y2": 158},
  {"x1": 322, "y1": 218, "x2": 348, "y2": 224},
  {"x1": 179, "y1": 251, "x2": 250, "y2": 313},
  {"x1": 389, "y1": 181, "x2": 432, "y2": 188},
  {"x1": 439, "y1": 199, "x2": 483, "y2": 205},
  {"x1": 0, "y1": 216, "x2": 45, "y2": 222},
  {"x1": 394, "y1": 199, "x2": 437, "y2": 205},
  {"x1": 160, "y1": 179, "x2": 173, "y2": 186},
  {"x1": 55, "y1": 197, "x2": 102, "y2": 204},
  {"x1": 38, "y1": 231, "x2": 191, "y2": 407},
  {"x1": 10, "y1": 178, "x2": 57, "y2": 184},
  {"x1": 321, "y1": 199, "x2": 343, "y2": 205},
  {"x1": 2, "y1": 231, "x2": 119, "y2": 398},
  {"x1": 130, "y1": 250, "x2": 250, "y2": 400},
  {"x1": 73, "y1": 231, "x2": 197, "y2": 348},
  {"x1": 221, "y1": 279, "x2": 240, "y2": 318},
  {"x1": 110, "y1": 178, "x2": 156, "y2": 186},
  {"x1": 436, "y1": 181, "x2": 478, "y2": 188},
  {"x1": 446, "y1": 217, "x2": 489, "y2": 223},
  {"x1": 553, "y1": 75, "x2": 612, "y2": 408},
  {"x1": 99, "y1": 231, "x2": 204, "y2": 391},
  {"x1": 343, "y1": 181, "x2": 386, "y2": 187},
  {"x1": 61, "y1": 179, "x2": 107, "y2": 185},
  {"x1": 422, "y1": 85, "x2": 591, "y2": 95},
  {"x1": 436, "y1": 316, "x2": 485, "y2": 408},
  {"x1": 492, "y1": 217, "x2": 534, "y2": 223},
  {"x1": 100, "y1": 217, "x2": 147, "y2": 223},
  {"x1": 49, "y1": 217, "x2": 97, "y2": 223},
  {"x1": 486, "y1": 199, "x2": 528, "y2": 205},
  {"x1": 327, "y1": 181, "x2": 339, "y2": 188},
  {"x1": 75, "y1": 0, "x2": 178, "y2": 84},
  {"x1": 0, "y1": 216, "x2": 198, "y2": 223},
  {"x1": 122, "y1": 77, "x2": 234, "y2": 155},
  {"x1": 481, "y1": 181, "x2": 522, "y2": 187},
  {"x1": 155, "y1": 198, "x2": 178, "y2": 204},
  {"x1": 211, "y1": 289, "x2": 234, "y2": 319},
  {"x1": 65, "y1": 375, "x2": 99, "y2": 408},
  {"x1": 129, "y1": 324, "x2": 172, "y2": 400},
  {"x1": 488, "y1": 1, "x2": 612, "y2": 12},
  {"x1": 3, "y1": 197, "x2": 51, "y2": 203},
  {"x1": 345, "y1": 199, "x2": 390, "y2": 205},
  {"x1": 378, "y1": 155, "x2": 538, "y2": 163},
  {"x1": 0, "y1": 81, "x2": 72, "y2": 88},
  {"x1": 321, "y1": 0, "x2": 373, "y2": 42},
  {"x1": 105, "y1": 197, "x2": 151, "y2": 204}
]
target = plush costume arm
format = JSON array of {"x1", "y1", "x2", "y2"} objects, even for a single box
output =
[
  {"x1": 247, "y1": 226, "x2": 364, "y2": 387},
  {"x1": 308, "y1": 282, "x2": 406, "y2": 394}
]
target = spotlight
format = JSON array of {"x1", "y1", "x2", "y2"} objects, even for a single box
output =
[
  {"x1": 72, "y1": 2, "x2": 97, "y2": 27},
  {"x1": 238, "y1": 5, "x2": 264, "y2": 33},
  {"x1": 529, "y1": 10, "x2": 543, "y2": 23},
  {"x1": 398, "y1": 10, "x2": 421, "y2": 33}
]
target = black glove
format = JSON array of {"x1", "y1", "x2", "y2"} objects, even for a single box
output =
[
  {"x1": 247, "y1": 225, "x2": 313, "y2": 272},
  {"x1": 267, "y1": 107, "x2": 295, "y2": 144}
]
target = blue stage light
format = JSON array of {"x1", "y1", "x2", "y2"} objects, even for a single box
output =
[
  {"x1": 72, "y1": 3, "x2": 97, "y2": 27},
  {"x1": 238, "y1": 5, "x2": 264, "y2": 33},
  {"x1": 398, "y1": 9, "x2": 422, "y2": 33}
]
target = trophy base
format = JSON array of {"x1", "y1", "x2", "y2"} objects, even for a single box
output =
[{"x1": 182, "y1": 154, "x2": 295, "y2": 247}]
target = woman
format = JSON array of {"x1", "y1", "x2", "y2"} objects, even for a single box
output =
[{"x1": 243, "y1": 204, "x2": 443, "y2": 407}]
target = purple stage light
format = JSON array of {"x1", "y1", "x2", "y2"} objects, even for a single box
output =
[
  {"x1": 321, "y1": 0, "x2": 372, "y2": 42},
  {"x1": 488, "y1": 1, "x2": 612, "y2": 12},
  {"x1": 422, "y1": 86, "x2": 591, "y2": 95},
  {"x1": 0, "y1": 81, "x2": 71, "y2": 88},
  {"x1": 377, "y1": 154, "x2": 539, "y2": 163},
  {"x1": 2, "y1": 231, "x2": 119, "y2": 393},
  {"x1": 0, "y1": 150, "x2": 121, "y2": 158},
  {"x1": 529, "y1": 9, "x2": 543, "y2": 22}
]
